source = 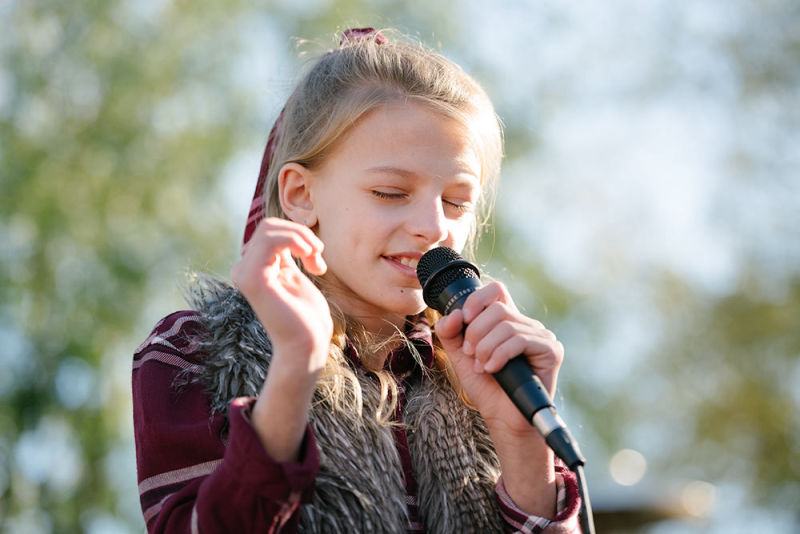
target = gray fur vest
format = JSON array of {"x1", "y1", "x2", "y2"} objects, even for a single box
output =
[{"x1": 187, "y1": 278, "x2": 504, "y2": 533}]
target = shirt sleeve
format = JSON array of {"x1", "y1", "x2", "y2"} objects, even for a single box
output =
[
  {"x1": 495, "y1": 465, "x2": 582, "y2": 534},
  {"x1": 132, "y1": 311, "x2": 319, "y2": 533}
]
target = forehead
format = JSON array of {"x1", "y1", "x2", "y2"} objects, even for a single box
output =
[{"x1": 324, "y1": 101, "x2": 483, "y2": 183}]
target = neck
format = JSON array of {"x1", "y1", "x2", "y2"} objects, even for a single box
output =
[
  {"x1": 321, "y1": 275, "x2": 412, "y2": 340},
  {"x1": 359, "y1": 314, "x2": 407, "y2": 339},
  {"x1": 345, "y1": 313, "x2": 407, "y2": 368}
]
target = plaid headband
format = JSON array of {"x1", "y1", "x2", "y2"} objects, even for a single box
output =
[{"x1": 241, "y1": 28, "x2": 387, "y2": 252}]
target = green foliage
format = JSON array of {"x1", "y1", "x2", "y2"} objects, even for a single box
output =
[
  {"x1": 653, "y1": 272, "x2": 800, "y2": 506},
  {"x1": 2, "y1": 1, "x2": 252, "y2": 530}
]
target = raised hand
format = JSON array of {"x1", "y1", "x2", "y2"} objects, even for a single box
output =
[
  {"x1": 232, "y1": 217, "x2": 333, "y2": 373},
  {"x1": 231, "y1": 217, "x2": 333, "y2": 462}
]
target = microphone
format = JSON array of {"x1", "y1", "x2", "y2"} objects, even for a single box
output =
[{"x1": 416, "y1": 247, "x2": 585, "y2": 469}]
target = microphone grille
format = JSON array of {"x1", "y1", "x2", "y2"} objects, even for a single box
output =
[
  {"x1": 416, "y1": 247, "x2": 463, "y2": 286},
  {"x1": 416, "y1": 247, "x2": 480, "y2": 309}
]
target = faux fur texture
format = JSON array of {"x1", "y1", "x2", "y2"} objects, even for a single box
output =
[{"x1": 186, "y1": 277, "x2": 505, "y2": 533}]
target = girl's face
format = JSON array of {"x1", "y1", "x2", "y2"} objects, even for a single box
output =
[{"x1": 308, "y1": 102, "x2": 482, "y2": 335}]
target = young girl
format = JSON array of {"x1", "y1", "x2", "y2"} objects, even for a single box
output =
[{"x1": 133, "y1": 28, "x2": 581, "y2": 533}]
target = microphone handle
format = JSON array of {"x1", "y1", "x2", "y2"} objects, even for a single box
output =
[{"x1": 495, "y1": 357, "x2": 585, "y2": 469}]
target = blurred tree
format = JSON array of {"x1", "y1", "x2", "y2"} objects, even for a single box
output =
[
  {"x1": 474, "y1": 1, "x2": 800, "y2": 529},
  {"x1": 1, "y1": 1, "x2": 251, "y2": 530},
  {"x1": 628, "y1": 0, "x2": 800, "y2": 520},
  {"x1": 0, "y1": 1, "x2": 458, "y2": 531},
  {"x1": 654, "y1": 272, "x2": 800, "y2": 509}
]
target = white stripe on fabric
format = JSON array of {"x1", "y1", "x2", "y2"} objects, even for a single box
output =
[
  {"x1": 143, "y1": 501, "x2": 163, "y2": 523},
  {"x1": 135, "y1": 313, "x2": 200, "y2": 354},
  {"x1": 138, "y1": 459, "x2": 223, "y2": 495},
  {"x1": 132, "y1": 349, "x2": 203, "y2": 373}
]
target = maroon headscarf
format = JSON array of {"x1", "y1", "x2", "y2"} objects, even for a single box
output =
[{"x1": 241, "y1": 28, "x2": 387, "y2": 253}]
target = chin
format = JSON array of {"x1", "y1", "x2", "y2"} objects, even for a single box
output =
[
  {"x1": 398, "y1": 293, "x2": 428, "y2": 317},
  {"x1": 374, "y1": 288, "x2": 423, "y2": 317}
]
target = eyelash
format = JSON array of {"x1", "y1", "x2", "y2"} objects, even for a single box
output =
[
  {"x1": 371, "y1": 191, "x2": 473, "y2": 214},
  {"x1": 371, "y1": 190, "x2": 405, "y2": 200},
  {"x1": 444, "y1": 200, "x2": 473, "y2": 214}
]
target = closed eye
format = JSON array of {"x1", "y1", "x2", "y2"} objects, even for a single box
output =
[
  {"x1": 372, "y1": 190, "x2": 474, "y2": 215},
  {"x1": 443, "y1": 199, "x2": 474, "y2": 214},
  {"x1": 372, "y1": 190, "x2": 407, "y2": 200}
]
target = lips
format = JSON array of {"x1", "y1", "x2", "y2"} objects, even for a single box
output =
[{"x1": 382, "y1": 253, "x2": 422, "y2": 277}]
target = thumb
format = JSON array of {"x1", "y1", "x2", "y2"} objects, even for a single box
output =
[{"x1": 435, "y1": 309, "x2": 465, "y2": 347}]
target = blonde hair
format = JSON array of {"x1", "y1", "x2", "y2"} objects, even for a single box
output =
[{"x1": 265, "y1": 31, "x2": 502, "y2": 420}]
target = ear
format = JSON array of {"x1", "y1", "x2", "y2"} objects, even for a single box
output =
[{"x1": 278, "y1": 162, "x2": 317, "y2": 226}]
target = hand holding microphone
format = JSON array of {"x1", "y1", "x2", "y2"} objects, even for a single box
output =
[{"x1": 417, "y1": 247, "x2": 585, "y2": 469}]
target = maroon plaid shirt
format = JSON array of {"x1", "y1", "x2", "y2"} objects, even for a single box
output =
[{"x1": 132, "y1": 310, "x2": 581, "y2": 533}]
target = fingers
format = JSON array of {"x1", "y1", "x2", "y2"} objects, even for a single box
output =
[
  {"x1": 463, "y1": 307, "x2": 557, "y2": 369},
  {"x1": 450, "y1": 282, "x2": 564, "y2": 386},
  {"x1": 247, "y1": 218, "x2": 327, "y2": 275},
  {"x1": 460, "y1": 281, "x2": 517, "y2": 323},
  {"x1": 434, "y1": 309, "x2": 465, "y2": 347},
  {"x1": 481, "y1": 331, "x2": 564, "y2": 375},
  {"x1": 464, "y1": 310, "x2": 563, "y2": 397},
  {"x1": 233, "y1": 218, "x2": 328, "y2": 295},
  {"x1": 475, "y1": 320, "x2": 555, "y2": 361}
]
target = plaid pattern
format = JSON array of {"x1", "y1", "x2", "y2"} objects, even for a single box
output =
[{"x1": 496, "y1": 471, "x2": 582, "y2": 533}]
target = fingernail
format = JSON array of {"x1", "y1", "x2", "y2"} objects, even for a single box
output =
[{"x1": 462, "y1": 340, "x2": 474, "y2": 355}]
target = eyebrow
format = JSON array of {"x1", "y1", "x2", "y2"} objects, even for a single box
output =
[{"x1": 365, "y1": 165, "x2": 480, "y2": 186}]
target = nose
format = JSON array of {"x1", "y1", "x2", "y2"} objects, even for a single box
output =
[{"x1": 409, "y1": 196, "x2": 449, "y2": 245}]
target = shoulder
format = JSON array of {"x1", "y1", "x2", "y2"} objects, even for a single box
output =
[
  {"x1": 133, "y1": 310, "x2": 206, "y2": 374},
  {"x1": 132, "y1": 310, "x2": 211, "y2": 423},
  {"x1": 133, "y1": 299, "x2": 272, "y2": 415},
  {"x1": 132, "y1": 311, "x2": 229, "y2": 493}
]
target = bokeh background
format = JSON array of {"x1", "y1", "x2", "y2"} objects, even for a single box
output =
[{"x1": 1, "y1": 1, "x2": 798, "y2": 532}]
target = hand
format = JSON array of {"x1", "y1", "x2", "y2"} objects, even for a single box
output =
[
  {"x1": 434, "y1": 281, "x2": 565, "y2": 437},
  {"x1": 233, "y1": 218, "x2": 332, "y2": 462},
  {"x1": 231, "y1": 217, "x2": 333, "y2": 374}
]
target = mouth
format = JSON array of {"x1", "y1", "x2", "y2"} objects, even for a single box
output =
[
  {"x1": 394, "y1": 256, "x2": 419, "y2": 269},
  {"x1": 382, "y1": 254, "x2": 421, "y2": 278}
]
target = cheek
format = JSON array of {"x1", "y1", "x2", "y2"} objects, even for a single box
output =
[{"x1": 448, "y1": 218, "x2": 476, "y2": 252}]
